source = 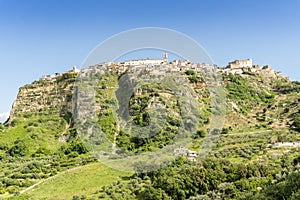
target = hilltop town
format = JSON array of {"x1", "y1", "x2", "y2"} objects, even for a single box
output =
[
  {"x1": 40, "y1": 53, "x2": 288, "y2": 81},
  {"x1": 1, "y1": 52, "x2": 299, "y2": 200}
]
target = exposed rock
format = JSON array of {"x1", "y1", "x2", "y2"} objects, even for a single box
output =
[
  {"x1": 8, "y1": 72, "x2": 77, "y2": 124},
  {"x1": 230, "y1": 102, "x2": 239, "y2": 112}
]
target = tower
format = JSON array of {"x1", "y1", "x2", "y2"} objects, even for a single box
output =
[{"x1": 163, "y1": 52, "x2": 168, "y2": 63}]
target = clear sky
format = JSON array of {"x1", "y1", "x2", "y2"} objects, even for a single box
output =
[{"x1": 0, "y1": 0, "x2": 300, "y2": 122}]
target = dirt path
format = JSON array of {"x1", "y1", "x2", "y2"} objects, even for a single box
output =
[
  {"x1": 225, "y1": 129, "x2": 272, "y2": 136},
  {"x1": 112, "y1": 123, "x2": 120, "y2": 154}
]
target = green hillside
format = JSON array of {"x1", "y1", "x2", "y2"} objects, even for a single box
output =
[
  {"x1": 0, "y1": 64, "x2": 299, "y2": 199},
  {"x1": 15, "y1": 162, "x2": 131, "y2": 200}
]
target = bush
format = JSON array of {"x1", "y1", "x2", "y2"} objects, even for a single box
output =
[
  {"x1": 32, "y1": 147, "x2": 51, "y2": 157},
  {"x1": 10, "y1": 119, "x2": 21, "y2": 127},
  {"x1": 6, "y1": 186, "x2": 18, "y2": 194},
  {"x1": 7, "y1": 139, "x2": 28, "y2": 157},
  {"x1": 188, "y1": 75, "x2": 199, "y2": 83},
  {"x1": 56, "y1": 72, "x2": 77, "y2": 83},
  {"x1": 0, "y1": 123, "x2": 4, "y2": 130},
  {"x1": 221, "y1": 128, "x2": 229, "y2": 134},
  {"x1": 72, "y1": 195, "x2": 80, "y2": 200},
  {"x1": 185, "y1": 70, "x2": 196, "y2": 76},
  {"x1": 291, "y1": 117, "x2": 300, "y2": 132},
  {"x1": 61, "y1": 140, "x2": 88, "y2": 156},
  {"x1": 195, "y1": 130, "x2": 206, "y2": 138},
  {"x1": 69, "y1": 140, "x2": 88, "y2": 154}
]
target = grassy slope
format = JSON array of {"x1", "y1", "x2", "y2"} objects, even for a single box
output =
[
  {"x1": 19, "y1": 162, "x2": 131, "y2": 200},
  {"x1": 0, "y1": 115, "x2": 66, "y2": 157}
]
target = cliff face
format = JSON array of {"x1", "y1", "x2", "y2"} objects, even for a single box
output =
[
  {"x1": 6, "y1": 62, "x2": 295, "y2": 131},
  {"x1": 8, "y1": 72, "x2": 78, "y2": 123}
]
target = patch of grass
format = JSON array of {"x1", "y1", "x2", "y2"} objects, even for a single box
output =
[
  {"x1": 0, "y1": 115, "x2": 66, "y2": 156},
  {"x1": 21, "y1": 162, "x2": 131, "y2": 200}
]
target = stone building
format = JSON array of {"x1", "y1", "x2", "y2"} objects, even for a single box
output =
[{"x1": 228, "y1": 59, "x2": 252, "y2": 69}]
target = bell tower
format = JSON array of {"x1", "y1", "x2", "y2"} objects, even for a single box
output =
[{"x1": 163, "y1": 52, "x2": 168, "y2": 63}]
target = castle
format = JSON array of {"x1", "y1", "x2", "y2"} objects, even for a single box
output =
[
  {"x1": 228, "y1": 59, "x2": 252, "y2": 69},
  {"x1": 219, "y1": 58, "x2": 286, "y2": 79}
]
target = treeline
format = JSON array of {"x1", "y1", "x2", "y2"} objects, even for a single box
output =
[{"x1": 96, "y1": 155, "x2": 300, "y2": 200}]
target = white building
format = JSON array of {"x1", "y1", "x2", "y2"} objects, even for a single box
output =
[
  {"x1": 174, "y1": 146, "x2": 198, "y2": 161},
  {"x1": 68, "y1": 66, "x2": 80, "y2": 73},
  {"x1": 187, "y1": 150, "x2": 197, "y2": 157},
  {"x1": 223, "y1": 68, "x2": 244, "y2": 75},
  {"x1": 123, "y1": 52, "x2": 168, "y2": 66}
]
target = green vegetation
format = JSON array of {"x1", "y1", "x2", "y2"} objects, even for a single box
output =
[
  {"x1": 17, "y1": 162, "x2": 131, "y2": 200},
  {"x1": 96, "y1": 73, "x2": 119, "y2": 142},
  {"x1": 185, "y1": 70, "x2": 196, "y2": 76},
  {"x1": 56, "y1": 72, "x2": 77, "y2": 83},
  {"x1": 0, "y1": 115, "x2": 94, "y2": 197},
  {"x1": 275, "y1": 80, "x2": 300, "y2": 94},
  {"x1": 0, "y1": 67, "x2": 299, "y2": 199},
  {"x1": 291, "y1": 110, "x2": 300, "y2": 132},
  {"x1": 117, "y1": 85, "x2": 182, "y2": 153},
  {"x1": 81, "y1": 153, "x2": 299, "y2": 200},
  {"x1": 0, "y1": 115, "x2": 67, "y2": 158},
  {"x1": 185, "y1": 69, "x2": 200, "y2": 83},
  {"x1": 226, "y1": 74, "x2": 275, "y2": 114},
  {"x1": 0, "y1": 73, "x2": 94, "y2": 197},
  {"x1": 246, "y1": 170, "x2": 300, "y2": 200}
]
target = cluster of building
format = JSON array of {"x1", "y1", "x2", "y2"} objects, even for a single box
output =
[
  {"x1": 122, "y1": 52, "x2": 169, "y2": 66},
  {"x1": 76, "y1": 52, "x2": 218, "y2": 80},
  {"x1": 40, "y1": 66, "x2": 80, "y2": 81},
  {"x1": 219, "y1": 58, "x2": 285, "y2": 79},
  {"x1": 94, "y1": 55, "x2": 285, "y2": 80},
  {"x1": 173, "y1": 146, "x2": 198, "y2": 161},
  {"x1": 107, "y1": 52, "x2": 218, "y2": 75},
  {"x1": 40, "y1": 52, "x2": 286, "y2": 82}
]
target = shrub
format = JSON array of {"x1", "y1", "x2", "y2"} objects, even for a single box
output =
[
  {"x1": 32, "y1": 147, "x2": 51, "y2": 157},
  {"x1": 291, "y1": 117, "x2": 300, "y2": 132},
  {"x1": 6, "y1": 186, "x2": 18, "y2": 194},
  {"x1": 7, "y1": 139, "x2": 28, "y2": 157},
  {"x1": 185, "y1": 70, "x2": 196, "y2": 76},
  {"x1": 195, "y1": 130, "x2": 206, "y2": 138},
  {"x1": 188, "y1": 75, "x2": 199, "y2": 83},
  {"x1": 72, "y1": 195, "x2": 80, "y2": 200},
  {"x1": 221, "y1": 128, "x2": 229, "y2": 134},
  {"x1": 10, "y1": 119, "x2": 21, "y2": 127},
  {"x1": 61, "y1": 140, "x2": 88, "y2": 156}
]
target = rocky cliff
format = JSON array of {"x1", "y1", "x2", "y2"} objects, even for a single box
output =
[{"x1": 8, "y1": 72, "x2": 78, "y2": 124}]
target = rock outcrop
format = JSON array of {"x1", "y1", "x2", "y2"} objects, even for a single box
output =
[{"x1": 8, "y1": 72, "x2": 78, "y2": 124}]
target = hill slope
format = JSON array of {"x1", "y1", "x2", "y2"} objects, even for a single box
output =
[{"x1": 0, "y1": 62, "x2": 299, "y2": 199}]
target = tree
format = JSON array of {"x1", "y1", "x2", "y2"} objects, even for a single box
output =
[
  {"x1": 141, "y1": 186, "x2": 170, "y2": 200},
  {"x1": 195, "y1": 130, "x2": 206, "y2": 138},
  {"x1": 185, "y1": 70, "x2": 196, "y2": 76},
  {"x1": 69, "y1": 140, "x2": 88, "y2": 155},
  {"x1": 7, "y1": 139, "x2": 28, "y2": 157},
  {"x1": 189, "y1": 75, "x2": 199, "y2": 83},
  {"x1": 291, "y1": 117, "x2": 300, "y2": 132},
  {"x1": 221, "y1": 128, "x2": 229, "y2": 134}
]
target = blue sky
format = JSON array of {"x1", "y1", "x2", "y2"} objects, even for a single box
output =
[{"x1": 0, "y1": 0, "x2": 300, "y2": 122}]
